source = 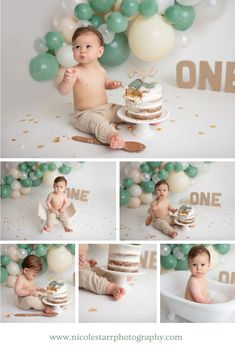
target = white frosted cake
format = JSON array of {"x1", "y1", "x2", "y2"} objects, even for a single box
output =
[
  {"x1": 124, "y1": 79, "x2": 162, "y2": 120},
  {"x1": 108, "y1": 244, "x2": 141, "y2": 272},
  {"x1": 176, "y1": 204, "x2": 196, "y2": 225},
  {"x1": 46, "y1": 281, "x2": 68, "y2": 304}
]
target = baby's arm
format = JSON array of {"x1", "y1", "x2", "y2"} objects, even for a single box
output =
[
  {"x1": 189, "y1": 278, "x2": 210, "y2": 304},
  {"x1": 58, "y1": 68, "x2": 77, "y2": 95},
  {"x1": 15, "y1": 277, "x2": 37, "y2": 296},
  {"x1": 148, "y1": 199, "x2": 158, "y2": 214}
]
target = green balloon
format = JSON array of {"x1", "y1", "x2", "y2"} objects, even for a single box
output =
[
  {"x1": 66, "y1": 244, "x2": 75, "y2": 255},
  {"x1": 185, "y1": 165, "x2": 198, "y2": 178},
  {"x1": 141, "y1": 181, "x2": 155, "y2": 193},
  {"x1": 173, "y1": 3, "x2": 195, "y2": 31},
  {"x1": 213, "y1": 244, "x2": 231, "y2": 255},
  {"x1": 139, "y1": 0, "x2": 158, "y2": 17},
  {"x1": 89, "y1": 0, "x2": 115, "y2": 13},
  {"x1": 1, "y1": 255, "x2": 11, "y2": 267},
  {"x1": 34, "y1": 169, "x2": 43, "y2": 178},
  {"x1": 59, "y1": 164, "x2": 72, "y2": 175},
  {"x1": 74, "y1": 3, "x2": 93, "y2": 20},
  {"x1": 39, "y1": 163, "x2": 48, "y2": 172},
  {"x1": 158, "y1": 168, "x2": 168, "y2": 180},
  {"x1": 174, "y1": 162, "x2": 183, "y2": 172},
  {"x1": 0, "y1": 267, "x2": 8, "y2": 283},
  {"x1": 121, "y1": 0, "x2": 139, "y2": 17},
  {"x1": 165, "y1": 5, "x2": 183, "y2": 24},
  {"x1": 35, "y1": 245, "x2": 47, "y2": 257},
  {"x1": 20, "y1": 178, "x2": 33, "y2": 188},
  {"x1": 29, "y1": 53, "x2": 59, "y2": 81},
  {"x1": 25, "y1": 245, "x2": 33, "y2": 254},
  {"x1": 18, "y1": 244, "x2": 29, "y2": 249},
  {"x1": 122, "y1": 178, "x2": 134, "y2": 189},
  {"x1": 120, "y1": 189, "x2": 130, "y2": 206},
  {"x1": 32, "y1": 177, "x2": 43, "y2": 187},
  {"x1": 48, "y1": 163, "x2": 57, "y2": 172},
  {"x1": 175, "y1": 258, "x2": 188, "y2": 271},
  {"x1": 165, "y1": 162, "x2": 175, "y2": 172},
  {"x1": 1, "y1": 184, "x2": 11, "y2": 198},
  {"x1": 26, "y1": 162, "x2": 35, "y2": 167},
  {"x1": 179, "y1": 244, "x2": 192, "y2": 255},
  {"x1": 17, "y1": 259, "x2": 23, "y2": 270},
  {"x1": 148, "y1": 162, "x2": 161, "y2": 168},
  {"x1": 90, "y1": 15, "x2": 104, "y2": 27},
  {"x1": 40, "y1": 256, "x2": 48, "y2": 274},
  {"x1": 99, "y1": 33, "x2": 130, "y2": 67},
  {"x1": 4, "y1": 175, "x2": 13, "y2": 185},
  {"x1": 45, "y1": 31, "x2": 64, "y2": 51},
  {"x1": 161, "y1": 255, "x2": 177, "y2": 269},
  {"x1": 140, "y1": 163, "x2": 151, "y2": 173},
  {"x1": 107, "y1": 12, "x2": 128, "y2": 33},
  {"x1": 18, "y1": 162, "x2": 27, "y2": 172}
]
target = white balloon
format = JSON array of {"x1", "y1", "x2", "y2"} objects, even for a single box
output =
[
  {"x1": 29, "y1": 171, "x2": 37, "y2": 180},
  {"x1": 129, "y1": 184, "x2": 142, "y2": 197},
  {"x1": 11, "y1": 180, "x2": 21, "y2": 191},
  {"x1": 155, "y1": 0, "x2": 175, "y2": 14},
  {"x1": 33, "y1": 37, "x2": 48, "y2": 53},
  {"x1": 195, "y1": 0, "x2": 226, "y2": 22},
  {"x1": 20, "y1": 187, "x2": 31, "y2": 195},
  {"x1": 47, "y1": 246, "x2": 73, "y2": 273},
  {"x1": 18, "y1": 248, "x2": 28, "y2": 259},
  {"x1": 76, "y1": 20, "x2": 92, "y2": 28},
  {"x1": 128, "y1": 170, "x2": 142, "y2": 184},
  {"x1": 7, "y1": 275, "x2": 17, "y2": 288},
  {"x1": 160, "y1": 244, "x2": 171, "y2": 256},
  {"x1": 98, "y1": 24, "x2": 115, "y2": 45},
  {"x1": 181, "y1": 162, "x2": 190, "y2": 170},
  {"x1": 9, "y1": 167, "x2": 20, "y2": 179},
  {"x1": 7, "y1": 246, "x2": 19, "y2": 261},
  {"x1": 177, "y1": 0, "x2": 203, "y2": 5},
  {"x1": 140, "y1": 192, "x2": 153, "y2": 204},
  {"x1": 11, "y1": 190, "x2": 21, "y2": 199},
  {"x1": 20, "y1": 171, "x2": 28, "y2": 180},
  {"x1": 56, "y1": 44, "x2": 78, "y2": 68},
  {"x1": 58, "y1": 17, "x2": 78, "y2": 44},
  {"x1": 43, "y1": 170, "x2": 60, "y2": 187},
  {"x1": 5, "y1": 162, "x2": 18, "y2": 171},
  {"x1": 175, "y1": 30, "x2": 191, "y2": 48},
  {"x1": 142, "y1": 173, "x2": 151, "y2": 182},
  {"x1": 128, "y1": 197, "x2": 141, "y2": 208},
  {"x1": 61, "y1": 0, "x2": 85, "y2": 16},
  {"x1": 7, "y1": 263, "x2": 20, "y2": 276}
]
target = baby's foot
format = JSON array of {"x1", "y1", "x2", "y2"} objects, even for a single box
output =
[
  {"x1": 106, "y1": 283, "x2": 126, "y2": 301},
  {"x1": 168, "y1": 231, "x2": 178, "y2": 238},
  {"x1": 44, "y1": 306, "x2": 54, "y2": 314},
  {"x1": 43, "y1": 225, "x2": 51, "y2": 233},
  {"x1": 107, "y1": 133, "x2": 125, "y2": 149},
  {"x1": 145, "y1": 215, "x2": 152, "y2": 226},
  {"x1": 64, "y1": 227, "x2": 73, "y2": 232}
]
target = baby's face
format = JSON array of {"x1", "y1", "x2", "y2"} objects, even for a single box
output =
[
  {"x1": 53, "y1": 181, "x2": 66, "y2": 194},
  {"x1": 23, "y1": 268, "x2": 39, "y2": 281},
  {"x1": 156, "y1": 184, "x2": 169, "y2": 200},
  {"x1": 73, "y1": 32, "x2": 104, "y2": 64},
  {"x1": 189, "y1": 253, "x2": 210, "y2": 278}
]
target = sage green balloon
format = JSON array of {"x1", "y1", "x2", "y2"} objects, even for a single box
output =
[
  {"x1": 141, "y1": 181, "x2": 155, "y2": 193},
  {"x1": 45, "y1": 32, "x2": 64, "y2": 50},
  {"x1": 4, "y1": 175, "x2": 13, "y2": 185},
  {"x1": 59, "y1": 164, "x2": 72, "y2": 175},
  {"x1": 0, "y1": 267, "x2": 8, "y2": 283},
  {"x1": 139, "y1": 0, "x2": 158, "y2": 17},
  {"x1": 74, "y1": 3, "x2": 93, "y2": 20},
  {"x1": 32, "y1": 177, "x2": 43, "y2": 187},
  {"x1": 185, "y1": 165, "x2": 198, "y2": 178},
  {"x1": 122, "y1": 178, "x2": 134, "y2": 189},
  {"x1": 35, "y1": 245, "x2": 47, "y2": 257},
  {"x1": 179, "y1": 244, "x2": 192, "y2": 255},
  {"x1": 20, "y1": 178, "x2": 33, "y2": 188},
  {"x1": 39, "y1": 163, "x2": 48, "y2": 172},
  {"x1": 161, "y1": 255, "x2": 177, "y2": 269},
  {"x1": 158, "y1": 168, "x2": 168, "y2": 180},
  {"x1": 107, "y1": 12, "x2": 128, "y2": 33},
  {"x1": 213, "y1": 244, "x2": 231, "y2": 255},
  {"x1": 175, "y1": 258, "x2": 188, "y2": 271},
  {"x1": 29, "y1": 53, "x2": 59, "y2": 81},
  {"x1": 99, "y1": 33, "x2": 130, "y2": 66},
  {"x1": 1, "y1": 255, "x2": 11, "y2": 267},
  {"x1": 121, "y1": 0, "x2": 139, "y2": 17},
  {"x1": 1, "y1": 184, "x2": 11, "y2": 198},
  {"x1": 90, "y1": 15, "x2": 104, "y2": 28},
  {"x1": 48, "y1": 163, "x2": 57, "y2": 172},
  {"x1": 165, "y1": 5, "x2": 183, "y2": 24},
  {"x1": 89, "y1": 0, "x2": 115, "y2": 13},
  {"x1": 174, "y1": 162, "x2": 183, "y2": 172},
  {"x1": 165, "y1": 162, "x2": 175, "y2": 171},
  {"x1": 18, "y1": 162, "x2": 27, "y2": 172},
  {"x1": 140, "y1": 163, "x2": 151, "y2": 173},
  {"x1": 173, "y1": 2, "x2": 195, "y2": 31},
  {"x1": 66, "y1": 244, "x2": 75, "y2": 255},
  {"x1": 120, "y1": 189, "x2": 130, "y2": 206},
  {"x1": 34, "y1": 169, "x2": 43, "y2": 178}
]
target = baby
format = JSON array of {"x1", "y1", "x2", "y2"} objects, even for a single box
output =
[
  {"x1": 79, "y1": 245, "x2": 125, "y2": 300},
  {"x1": 43, "y1": 176, "x2": 72, "y2": 233},
  {"x1": 185, "y1": 246, "x2": 211, "y2": 304},
  {"x1": 15, "y1": 255, "x2": 53, "y2": 313},
  {"x1": 58, "y1": 25, "x2": 125, "y2": 149},
  {"x1": 145, "y1": 180, "x2": 178, "y2": 238}
]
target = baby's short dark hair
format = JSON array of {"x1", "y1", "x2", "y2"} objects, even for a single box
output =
[
  {"x1": 54, "y1": 176, "x2": 67, "y2": 186},
  {"x1": 188, "y1": 246, "x2": 211, "y2": 262},
  {"x1": 22, "y1": 255, "x2": 42, "y2": 273},
  {"x1": 155, "y1": 179, "x2": 169, "y2": 191},
  {"x1": 72, "y1": 25, "x2": 104, "y2": 47}
]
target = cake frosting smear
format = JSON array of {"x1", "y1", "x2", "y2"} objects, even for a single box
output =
[
  {"x1": 108, "y1": 244, "x2": 141, "y2": 273},
  {"x1": 124, "y1": 79, "x2": 162, "y2": 120},
  {"x1": 176, "y1": 204, "x2": 196, "y2": 225},
  {"x1": 46, "y1": 280, "x2": 68, "y2": 304}
]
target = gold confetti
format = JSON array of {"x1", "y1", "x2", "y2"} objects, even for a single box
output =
[
  {"x1": 156, "y1": 128, "x2": 162, "y2": 131},
  {"x1": 11, "y1": 139, "x2": 16, "y2": 142},
  {"x1": 5, "y1": 314, "x2": 11, "y2": 318},
  {"x1": 53, "y1": 137, "x2": 61, "y2": 143},
  {"x1": 178, "y1": 107, "x2": 184, "y2": 110},
  {"x1": 28, "y1": 118, "x2": 34, "y2": 121},
  {"x1": 170, "y1": 119, "x2": 176, "y2": 122},
  {"x1": 194, "y1": 114, "x2": 199, "y2": 117},
  {"x1": 176, "y1": 96, "x2": 180, "y2": 99},
  {"x1": 22, "y1": 130, "x2": 29, "y2": 134},
  {"x1": 37, "y1": 144, "x2": 44, "y2": 148},
  {"x1": 55, "y1": 116, "x2": 61, "y2": 118},
  {"x1": 198, "y1": 131, "x2": 205, "y2": 135},
  {"x1": 127, "y1": 125, "x2": 134, "y2": 131},
  {"x1": 20, "y1": 119, "x2": 26, "y2": 122},
  {"x1": 26, "y1": 114, "x2": 32, "y2": 116},
  {"x1": 209, "y1": 124, "x2": 216, "y2": 128},
  {"x1": 34, "y1": 121, "x2": 38, "y2": 124},
  {"x1": 88, "y1": 307, "x2": 98, "y2": 312}
]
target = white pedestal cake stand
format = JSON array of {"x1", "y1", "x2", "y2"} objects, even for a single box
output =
[
  {"x1": 174, "y1": 218, "x2": 197, "y2": 235},
  {"x1": 117, "y1": 107, "x2": 169, "y2": 138},
  {"x1": 42, "y1": 297, "x2": 70, "y2": 314},
  {"x1": 98, "y1": 266, "x2": 145, "y2": 290}
]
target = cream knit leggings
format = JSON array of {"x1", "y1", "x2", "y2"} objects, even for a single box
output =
[
  {"x1": 46, "y1": 211, "x2": 70, "y2": 229},
  {"x1": 79, "y1": 265, "x2": 111, "y2": 295},
  {"x1": 73, "y1": 103, "x2": 122, "y2": 144},
  {"x1": 16, "y1": 295, "x2": 45, "y2": 311},
  {"x1": 152, "y1": 215, "x2": 175, "y2": 235}
]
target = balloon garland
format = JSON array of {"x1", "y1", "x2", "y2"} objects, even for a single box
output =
[
  {"x1": 0, "y1": 244, "x2": 75, "y2": 285},
  {"x1": 29, "y1": 0, "x2": 227, "y2": 80},
  {"x1": 160, "y1": 243, "x2": 231, "y2": 270},
  {"x1": 120, "y1": 161, "x2": 211, "y2": 207},
  {"x1": 1, "y1": 161, "x2": 85, "y2": 199}
]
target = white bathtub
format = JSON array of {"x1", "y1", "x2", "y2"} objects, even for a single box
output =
[{"x1": 161, "y1": 271, "x2": 235, "y2": 323}]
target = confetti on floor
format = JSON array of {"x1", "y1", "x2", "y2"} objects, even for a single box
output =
[
  {"x1": 209, "y1": 124, "x2": 217, "y2": 128},
  {"x1": 53, "y1": 137, "x2": 61, "y2": 143},
  {"x1": 37, "y1": 144, "x2": 44, "y2": 148},
  {"x1": 198, "y1": 131, "x2": 205, "y2": 135},
  {"x1": 88, "y1": 307, "x2": 98, "y2": 312}
]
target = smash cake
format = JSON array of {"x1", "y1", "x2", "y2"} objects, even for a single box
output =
[
  {"x1": 107, "y1": 244, "x2": 141, "y2": 273},
  {"x1": 176, "y1": 204, "x2": 196, "y2": 225},
  {"x1": 124, "y1": 79, "x2": 162, "y2": 120},
  {"x1": 46, "y1": 281, "x2": 68, "y2": 304}
]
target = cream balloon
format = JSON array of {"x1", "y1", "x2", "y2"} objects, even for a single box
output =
[
  {"x1": 56, "y1": 45, "x2": 77, "y2": 68},
  {"x1": 7, "y1": 246, "x2": 20, "y2": 261},
  {"x1": 43, "y1": 170, "x2": 60, "y2": 187},
  {"x1": 47, "y1": 246, "x2": 73, "y2": 273},
  {"x1": 128, "y1": 170, "x2": 142, "y2": 184},
  {"x1": 128, "y1": 197, "x2": 141, "y2": 208},
  {"x1": 54, "y1": 66, "x2": 66, "y2": 86},
  {"x1": 11, "y1": 190, "x2": 21, "y2": 199},
  {"x1": 7, "y1": 275, "x2": 17, "y2": 288},
  {"x1": 167, "y1": 171, "x2": 190, "y2": 192},
  {"x1": 11, "y1": 180, "x2": 21, "y2": 191},
  {"x1": 20, "y1": 187, "x2": 31, "y2": 195},
  {"x1": 9, "y1": 167, "x2": 21, "y2": 179},
  {"x1": 7, "y1": 262, "x2": 20, "y2": 276},
  {"x1": 156, "y1": 0, "x2": 175, "y2": 14},
  {"x1": 58, "y1": 17, "x2": 78, "y2": 44},
  {"x1": 140, "y1": 192, "x2": 153, "y2": 204},
  {"x1": 128, "y1": 14, "x2": 175, "y2": 61}
]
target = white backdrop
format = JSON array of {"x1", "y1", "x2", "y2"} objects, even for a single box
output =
[{"x1": 1, "y1": 0, "x2": 235, "y2": 158}]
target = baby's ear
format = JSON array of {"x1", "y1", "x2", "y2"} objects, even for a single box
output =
[{"x1": 98, "y1": 46, "x2": 104, "y2": 58}]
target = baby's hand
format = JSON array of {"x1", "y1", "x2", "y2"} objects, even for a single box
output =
[
  {"x1": 172, "y1": 208, "x2": 178, "y2": 214},
  {"x1": 88, "y1": 258, "x2": 97, "y2": 267},
  {"x1": 79, "y1": 255, "x2": 86, "y2": 268},
  {"x1": 107, "y1": 80, "x2": 122, "y2": 89},
  {"x1": 152, "y1": 205, "x2": 158, "y2": 212},
  {"x1": 64, "y1": 68, "x2": 76, "y2": 82},
  {"x1": 29, "y1": 288, "x2": 37, "y2": 296},
  {"x1": 59, "y1": 208, "x2": 65, "y2": 214}
]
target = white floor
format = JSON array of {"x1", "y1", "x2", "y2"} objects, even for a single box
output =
[
  {"x1": 1, "y1": 266, "x2": 75, "y2": 323},
  {"x1": 120, "y1": 163, "x2": 235, "y2": 241}
]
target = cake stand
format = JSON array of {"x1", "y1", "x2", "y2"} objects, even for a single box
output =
[
  {"x1": 174, "y1": 218, "x2": 197, "y2": 235},
  {"x1": 98, "y1": 266, "x2": 145, "y2": 290},
  {"x1": 42, "y1": 297, "x2": 70, "y2": 314},
  {"x1": 117, "y1": 107, "x2": 169, "y2": 138}
]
